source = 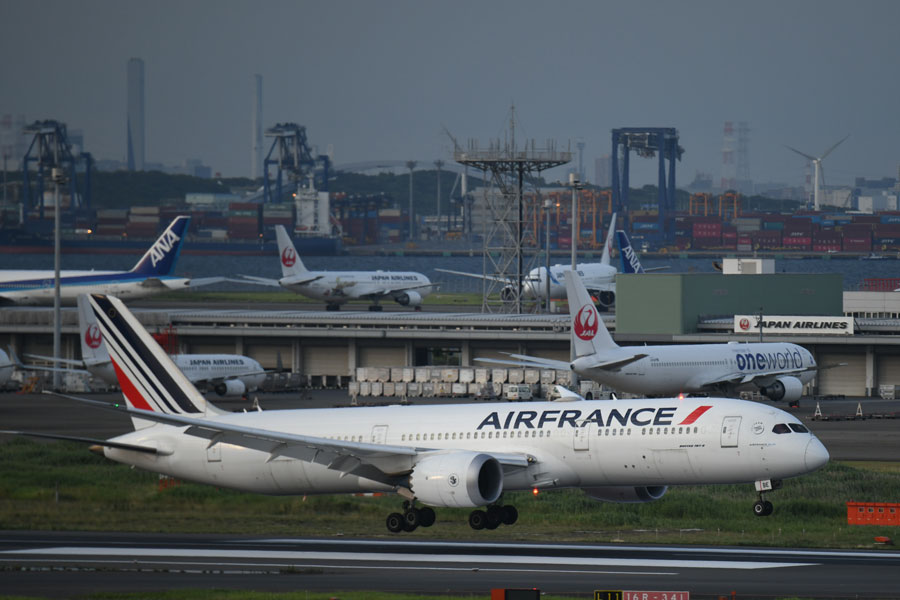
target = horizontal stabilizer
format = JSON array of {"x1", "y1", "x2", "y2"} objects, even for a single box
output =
[
  {"x1": 0, "y1": 430, "x2": 159, "y2": 454},
  {"x1": 580, "y1": 353, "x2": 648, "y2": 372},
  {"x1": 188, "y1": 276, "x2": 225, "y2": 288}
]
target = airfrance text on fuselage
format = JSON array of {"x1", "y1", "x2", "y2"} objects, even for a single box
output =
[{"x1": 477, "y1": 406, "x2": 678, "y2": 430}]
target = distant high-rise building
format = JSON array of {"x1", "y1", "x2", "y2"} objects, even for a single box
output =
[
  {"x1": 251, "y1": 74, "x2": 262, "y2": 180},
  {"x1": 594, "y1": 155, "x2": 611, "y2": 188},
  {"x1": 126, "y1": 58, "x2": 145, "y2": 171}
]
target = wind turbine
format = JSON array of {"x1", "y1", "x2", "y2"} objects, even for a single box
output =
[{"x1": 785, "y1": 135, "x2": 849, "y2": 211}]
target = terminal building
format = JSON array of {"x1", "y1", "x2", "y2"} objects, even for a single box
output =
[{"x1": 2, "y1": 268, "x2": 900, "y2": 398}]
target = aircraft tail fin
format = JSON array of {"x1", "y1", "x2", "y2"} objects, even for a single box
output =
[
  {"x1": 616, "y1": 230, "x2": 646, "y2": 274},
  {"x1": 275, "y1": 225, "x2": 309, "y2": 278},
  {"x1": 87, "y1": 294, "x2": 214, "y2": 429},
  {"x1": 77, "y1": 294, "x2": 110, "y2": 365},
  {"x1": 129, "y1": 216, "x2": 190, "y2": 276},
  {"x1": 563, "y1": 270, "x2": 618, "y2": 357},
  {"x1": 599, "y1": 212, "x2": 617, "y2": 267}
]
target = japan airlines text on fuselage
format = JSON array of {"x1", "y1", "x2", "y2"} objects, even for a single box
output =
[{"x1": 0, "y1": 216, "x2": 195, "y2": 305}]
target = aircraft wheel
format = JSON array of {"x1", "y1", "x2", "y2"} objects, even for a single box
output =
[
  {"x1": 386, "y1": 512, "x2": 404, "y2": 532},
  {"x1": 402, "y1": 508, "x2": 420, "y2": 531},
  {"x1": 468, "y1": 509, "x2": 487, "y2": 530},
  {"x1": 753, "y1": 500, "x2": 772, "y2": 517},
  {"x1": 763, "y1": 500, "x2": 774, "y2": 516},
  {"x1": 418, "y1": 506, "x2": 436, "y2": 527},
  {"x1": 500, "y1": 505, "x2": 518, "y2": 525},
  {"x1": 484, "y1": 506, "x2": 502, "y2": 530}
]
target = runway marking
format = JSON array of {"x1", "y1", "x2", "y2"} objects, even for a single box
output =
[
  {"x1": 4, "y1": 547, "x2": 815, "y2": 570},
  {"x1": 0, "y1": 558, "x2": 679, "y2": 576}
]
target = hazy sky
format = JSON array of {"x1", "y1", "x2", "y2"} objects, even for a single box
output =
[{"x1": 3, "y1": 0, "x2": 899, "y2": 187}]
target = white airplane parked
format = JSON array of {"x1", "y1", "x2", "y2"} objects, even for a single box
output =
[
  {"x1": 6, "y1": 293, "x2": 829, "y2": 532},
  {"x1": 238, "y1": 225, "x2": 434, "y2": 311},
  {"x1": 23, "y1": 295, "x2": 266, "y2": 398},
  {"x1": 438, "y1": 214, "x2": 624, "y2": 308},
  {"x1": 0, "y1": 216, "x2": 220, "y2": 306},
  {"x1": 483, "y1": 271, "x2": 820, "y2": 404},
  {"x1": 0, "y1": 349, "x2": 13, "y2": 387}
]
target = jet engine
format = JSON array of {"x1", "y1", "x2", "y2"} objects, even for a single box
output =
[
  {"x1": 759, "y1": 376, "x2": 803, "y2": 402},
  {"x1": 214, "y1": 379, "x2": 247, "y2": 397},
  {"x1": 582, "y1": 485, "x2": 668, "y2": 503},
  {"x1": 409, "y1": 452, "x2": 503, "y2": 508},
  {"x1": 596, "y1": 291, "x2": 615, "y2": 309},
  {"x1": 396, "y1": 290, "x2": 423, "y2": 307},
  {"x1": 500, "y1": 285, "x2": 516, "y2": 303}
]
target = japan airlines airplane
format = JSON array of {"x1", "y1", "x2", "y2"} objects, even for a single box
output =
[
  {"x1": 7, "y1": 293, "x2": 829, "y2": 532},
  {"x1": 24, "y1": 295, "x2": 266, "y2": 397},
  {"x1": 0, "y1": 216, "x2": 220, "y2": 306},
  {"x1": 238, "y1": 225, "x2": 434, "y2": 311},
  {"x1": 438, "y1": 214, "x2": 622, "y2": 308},
  {"x1": 483, "y1": 271, "x2": 819, "y2": 404}
]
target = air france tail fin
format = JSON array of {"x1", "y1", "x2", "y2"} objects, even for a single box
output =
[
  {"x1": 77, "y1": 294, "x2": 110, "y2": 365},
  {"x1": 87, "y1": 294, "x2": 214, "y2": 429},
  {"x1": 563, "y1": 271, "x2": 618, "y2": 357},
  {"x1": 599, "y1": 212, "x2": 617, "y2": 267},
  {"x1": 275, "y1": 225, "x2": 309, "y2": 278},
  {"x1": 129, "y1": 216, "x2": 190, "y2": 276},
  {"x1": 616, "y1": 230, "x2": 645, "y2": 274}
]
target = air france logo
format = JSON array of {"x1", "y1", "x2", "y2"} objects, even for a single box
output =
[
  {"x1": 149, "y1": 230, "x2": 180, "y2": 267},
  {"x1": 574, "y1": 304, "x2": 598, "y2": 340},
  {"x1": 281, "y1": 247, "x2": 296, "y2": 267},
  {"x1": 85, "y1": 324, "x2": 102, "y2": 349},
  {"x1": 448, "y1": 474, "x2": 459, "y2": 487},
  {"x1": 739, "y1": 318, "x2": 751, "y2": 331}
]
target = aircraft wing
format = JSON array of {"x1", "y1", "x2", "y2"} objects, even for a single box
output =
[
  {"x1": 227, "y1": 275, "x2": 284, "y2": 288},
  {"x1": 474, "y1": 354, "x2": 571, "y2": 370},
  {"x1": 24, "y1": 353, "x2": 87, "y2": 368},
  {"x1": 11, "y1": 349, "x2": 90, "y2": 375},
  {"x1": 435, "y1": 268, "x2": 512, "y2": 285},
  {"x1": 361, "y1": 282, "x2": 438, "y2": 301},
  {"x1": 187, "y1": 276, "x2": 225, "y2": 288},
  {"x1": 280, "y1": 273, "x2": 325, "y2": 287},
  {"x1": 46, "y1": 392, "x2": 532, "y2": 486}
]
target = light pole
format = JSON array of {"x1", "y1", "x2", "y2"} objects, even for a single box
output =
[
  {"x1": 406, "y1": 160, "x2": 417, "y2": 241},
  {"x1": 434, "y1": 159, "x2": 443, "y2": 238},
  {"x1": 544, "y1": 198, "x2": 552, "y2": 312},
  {"x1": 51, "y1": 165, "x2": 65, "y2": 390}
]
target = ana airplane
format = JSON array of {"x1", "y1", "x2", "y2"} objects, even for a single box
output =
[
  {"x1": 617, "y1": 230, "x2": 647, "y2": 274},
  {"x1": 438, "y1": 214, "x2": 622, "y2": 308},
  {"x1": 0, "y1": 216, "x2": 220, "y2": 306},
  {"x1": 6, "y1": 293, "x2": 829, "y2": 533},
  {"x1": 23, "y1": 294, "x2": 267, "y2": 398},
  {"x1": 238, "y1": 225, "x2": 434, "y2": 311},
  {"x1": 483, "y1": 271, "x2": 820, "y2": 404}
]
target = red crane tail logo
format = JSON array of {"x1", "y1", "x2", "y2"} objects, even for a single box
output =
[
  {"x1": 574, "y1": 304, "x2": 598, "y2": 340},
  {"x1": 281, "y1": 247, "x2": 296, "y2": 268},
  {"x1": 85, "y1": 324, "x2": 102, "y2": 349}
]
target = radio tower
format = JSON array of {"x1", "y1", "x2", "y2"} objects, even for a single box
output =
[{"x1": 736, "y1": 121, "x2": 751, "y2": 194}]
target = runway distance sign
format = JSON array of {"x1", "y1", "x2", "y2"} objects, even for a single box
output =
[{"x1": 595, "y1": 592, "x2": 689, "y2": 600}]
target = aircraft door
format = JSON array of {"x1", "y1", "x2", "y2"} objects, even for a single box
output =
[
  {"x1": 720, "y1": 416, "x2": 741, "y2": 448},
  {"x1": 573, "y1": 426, "x2": 589, "y2": 451},
  {"x1": 372, "y1": 425, "x2": 388, "y2": 444}
]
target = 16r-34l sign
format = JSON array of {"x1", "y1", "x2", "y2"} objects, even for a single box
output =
[
  {"x1": 733, "y1": 315, "x2": 854, "y2": 335},
  {"x1": 595, "y1": 592, "x2": 689, "y2": 600}
]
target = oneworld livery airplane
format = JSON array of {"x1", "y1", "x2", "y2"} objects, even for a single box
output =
[
  {"x1": 482, "y1": 271, "x2": 820, "y2": 403},
  {"x1": 0, "y1": 216, "x2": 219, "y2": 305},
  {"x1": 238, "y1": 225, "x2": 435, "y2": 311},
  {"x1": 4, "y1": 293, "x2": 829, "y2": 532},
  {"x1": 23, "y1": 295, "x2": 266, "y2": 397}
]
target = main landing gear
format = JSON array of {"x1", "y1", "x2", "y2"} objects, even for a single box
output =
[
  {"x1": 386, "y1": 501, "x2": 436, "y2": 533},
  {"x1": 468, "y1": 504, "x2": 518, "y2": 530},
  {"x1": 752, "y1": 479, "x2": 782, "y2": 517}
]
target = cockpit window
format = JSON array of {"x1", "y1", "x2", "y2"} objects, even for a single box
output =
[
  {"x1": 772, "y1": 423, "x2": 791, "y2": 434},
  {"x1": 788, "y1": 423, "x2": 809, "y2": 433}
]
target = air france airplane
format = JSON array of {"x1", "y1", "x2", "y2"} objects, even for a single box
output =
[
  {"x1": 438, "y1": 214, "x2": 621, "y2": 308},
  {"x1": 483, "y1": 271, "x2": 820, "y2": 404},
  {"x1": 0, "y1": 216, "x2": 220, "y2": 305},
  {"x1": 24, "y1": 295, "x2": 266, "y2": 398},
  {"x1": 238, "y1": 225, "x2": 434, "y2": 311},
  {"x1": 7, "y1": 293, "x2": 829, "y2": 533}
]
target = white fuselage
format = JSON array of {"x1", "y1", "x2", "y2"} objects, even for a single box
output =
[
  {"x1": 523, "y1": 263, "x2": 616, "y2": 301},
  {"x1": 282, "y1": 271, "x2": 433, "y2": 305},
  {"x1": 104, "y1": 397, "x2": 827, "y2": 499},
  {"x1": 575, "y1": 342, "x2": 816, "y2": 395},
  {"x1": 0, "y1": 270, "x2": 188, "y2": 306}
]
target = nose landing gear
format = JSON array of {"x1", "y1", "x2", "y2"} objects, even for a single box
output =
[{"x1": 752, "y1": 479, "x2": 782, "y2": 517}]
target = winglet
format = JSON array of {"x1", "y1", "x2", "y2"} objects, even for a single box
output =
[{"x1": 129, "y1": 216, "x2": 190, "y2": 276}]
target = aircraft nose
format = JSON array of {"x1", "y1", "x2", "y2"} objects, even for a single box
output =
[{"x1": 805, "y1": 437, "x2": 830, "y2": 472}]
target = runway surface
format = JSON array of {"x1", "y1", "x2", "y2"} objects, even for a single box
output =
[{"x1": 2, "y1": 532, "x2": 900, "y2": 598}]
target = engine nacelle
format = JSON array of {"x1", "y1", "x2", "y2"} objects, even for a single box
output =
[
  {"x1": 409, "y1": 452, "x2": 503, "y2": 508},
  {"x1": 214, "y1": 379, "x2": 247, "y2": 397},
  {"x1": 759, "y1": 376, "x2": 803, "y2": 402},
  {"x1": 582, "y1": 485, "x2": 668, "y2": 503},
  {"x1": 596, "y1": 291, "x2": 615, "y2": 308},
  {"x1": 396, "y1": 290, "x2": 423, "y2": 307},
  {"x1": 500, "y1": 285, "x2": 516, "y2": 303}
]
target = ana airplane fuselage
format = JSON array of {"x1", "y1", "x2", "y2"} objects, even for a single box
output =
[
  {"x1": 104, "y1": 397, "x2": 826, "y2": 499},
  {"x1": 0, "y1": 270, "x2": 190, "y2": 305}
]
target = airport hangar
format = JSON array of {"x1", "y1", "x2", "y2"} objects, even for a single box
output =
[{"x1": 2, "y1": 272, "x2": 900, "y2": 397}]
